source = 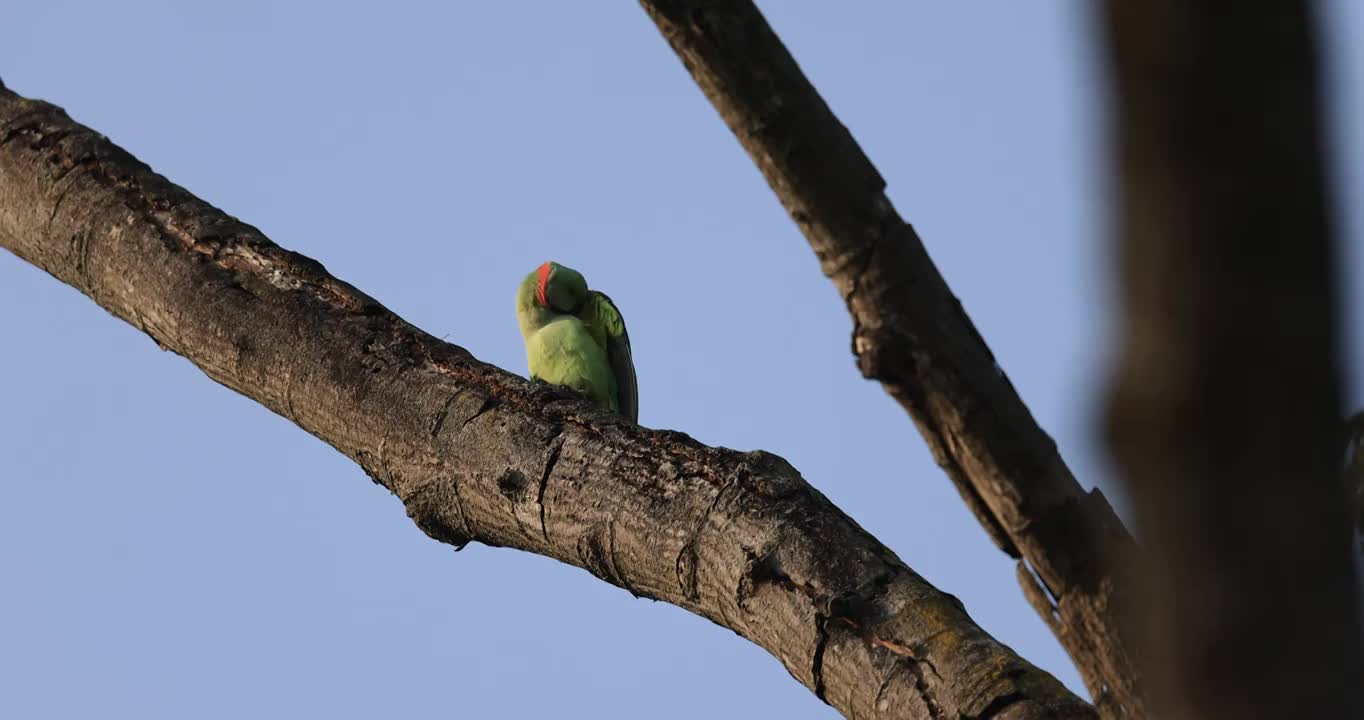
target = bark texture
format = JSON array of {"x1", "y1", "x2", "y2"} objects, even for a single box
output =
[
  {"x1": 1100, "y1": 4, "x2": 1364, "y2": 719},
  {"x1": 0, "y1": 82, "x2": 1097, "y2": 719},
  {"x1": 637, "y1": 3, "x2": 1143, "y2": 716}
]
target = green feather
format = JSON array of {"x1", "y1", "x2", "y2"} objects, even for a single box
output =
[
  {"x1": 579, "y1": 291, "x2": 637, "y2": 422},
  {"x1": 516, "y1": 262, "x2": 638, "y2": 422}
]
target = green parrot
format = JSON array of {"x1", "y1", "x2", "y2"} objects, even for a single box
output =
[{"x1": 516, "y1": 261, "x2": 637, "y2": 421}]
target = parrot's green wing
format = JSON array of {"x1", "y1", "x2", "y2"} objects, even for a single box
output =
[{"x1": 581, "y1": 291, "x2": 637, "y2": 422}]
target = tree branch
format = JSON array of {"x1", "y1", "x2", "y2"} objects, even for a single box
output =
[
  {"x1": 0, "y1": 85, "x2": 1094, "y2": 719},
  {"x1": 1100, "y1": 4, "x2": 1364, "y2": 718},
  {"x1": 636, "y1": 2, "x2": 1143, "y2": 715}
]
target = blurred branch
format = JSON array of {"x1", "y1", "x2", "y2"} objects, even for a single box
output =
[
  {"x1": 1100, "y1": 4, "x2": 1364, "y2": 718},
  {"x1": 1342, "y1": 412, "x2": 1364, "y2": 541},
  {"x1": 637, "y1": 2, "x2": 1143, "y2": 715},
  {"x1": 0, "y1": 85, "x2": 1095, "y2": 719}
]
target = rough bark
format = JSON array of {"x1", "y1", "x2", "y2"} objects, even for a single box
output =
[
  {"x1": 1100, "y1": 4, "x2": 1364, "y2": 719},
  {"x1": 637, "y1": 3, "x2": 1143, "y2": 716},
  {"x1": 0, "y1": 82, "x2": 1097, "y2": 719}
]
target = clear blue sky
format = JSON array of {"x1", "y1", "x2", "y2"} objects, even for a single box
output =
[{"x1": 2, "y1": 3, "x2": 1361, "y2": 718}]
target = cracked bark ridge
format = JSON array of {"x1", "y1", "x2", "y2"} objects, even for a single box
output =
[
  {"x1": 638, "y1": 1, "x2": 1142, "y2": 715},
  {"x1": 0, "y1": 86, "x2": 1094, "y2": 719},
  {"x1": 1101, "y1": 4, "x2": 1364, "y2": 719}
]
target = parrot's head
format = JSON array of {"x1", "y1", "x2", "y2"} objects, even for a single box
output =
[
  {"x1": 517, "y1": 261, "x2": 590, "y2": 338},
  {"x1": 531, "y1": 260, "x2": 589, "y2": 313}
]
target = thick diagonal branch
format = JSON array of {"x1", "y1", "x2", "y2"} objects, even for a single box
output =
[
  {"x1": 637, "y1": 2, "x2": 1142, "y2": 716},
  {"x1": 0, "y1": 84, "x2": 1094, "y2": 719},
  {"x1": 1100, "y1": 4, "x2": 1364, "y2": 718}
]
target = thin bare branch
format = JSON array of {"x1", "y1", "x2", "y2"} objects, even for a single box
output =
[{"x1": 636, "y1": 2, "x2": 1143, "y2": 715}]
